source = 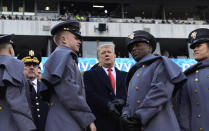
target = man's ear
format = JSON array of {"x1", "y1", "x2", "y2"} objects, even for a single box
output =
[
  {"x1": 8, "y1": 45, "x2": 14, "y2": 57},
  {"x1": 149, "y1": 46, "x2": 153, "y2": 53},
  {"x1": 60, "y1": 34, "x2": 66, "y2": 45}
]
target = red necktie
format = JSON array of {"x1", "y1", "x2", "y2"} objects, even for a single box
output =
[{"x1": 108, "y1": 68, "x2": 115, "y2": 93}]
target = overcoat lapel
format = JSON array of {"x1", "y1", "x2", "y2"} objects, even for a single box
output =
[{"x1": 96, "y1": 67, "x2": 115, "y2": 94}]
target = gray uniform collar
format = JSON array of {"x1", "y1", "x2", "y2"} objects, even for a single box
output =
[
  {"x1": 136, "y1": 54, "x2": 160, "y2": 65},
  {"x1": 126, "y1": 54, "x2": 185, "y2": 88},
  {"x1": 0, "y1": 55, "x2": 24, "y2": 85},
  {"x1": 185, "y1": 58, "x2": 209, "y2": 75},
  {"x1": 58, "y1": 45, "x2": 78, "y2": 57},
  {"x1": 58, "y1": 45, "x2": 78, "y2": 63}
]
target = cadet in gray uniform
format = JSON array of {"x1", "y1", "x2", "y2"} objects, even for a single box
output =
[
  {"x1": 40, "y1": 20, "x2": 96, "y2": 131},
  {"x1": 121, "y1": 30, "x2": 186, "y2": 131},
  {"x1": 0, "y1": 34, "x2": 36, "y2": 131},
  {"x1": 178, "y1": 28, "x2": 209, "y2": 131}
]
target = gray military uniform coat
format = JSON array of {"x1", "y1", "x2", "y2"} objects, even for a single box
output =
[
  {"x1": 122, "y1": 54, "x2": 186, "y2": 131},
  {"x1": 41, "y1": 46, "x2": 95, "y2": 131},
  {"x1": 0, "y1": 55, "x2": 36, "y2": 131},
  {"x1": 178, "y1": 59, "x2": 209, "y2": 131}
]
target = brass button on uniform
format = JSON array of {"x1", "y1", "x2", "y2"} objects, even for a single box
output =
[
  {"x1": 142, "y1": 65, "x2": 145, "y2": 68},
  {"x1": 136, "y1": 86, "x2": 139, "y2": 91},
  {"x1": 195, "y1": 78, "x2": 199, "y2": 82},
  {"x1": 36, "y1": 97, "x2": 38, "y2": 99},
  {"x1": 0, "y1": 106, "x2": 2, "y2": 111},
  {"x1": 37, "y1": 109, "x2": 40, "y2": 111},
  {"x1": 128, "y1": 94, "x2": 130, "y2": 97},
  {"x1": 197, "y1": 114, "x2": 201, "y2": 118},
  {"x1": 137, "y1": 74, "x2": 139, "y2": 78},
  {"x1": 196, "y1": 102, "x2": 200, "y2": 106},
  {"x1": 38, "y1": 115, "x2": 40, "y2": 118},
  {"x1": 36, "y1": 102, "x2": 39, "y2": 105},
  {"x1": 137, "y1": 100, "x2": 141, "y2": 104},
  {"x1": 196, "y1": 70, "x2": 199, "y2": 73},
  {"x1": 194, "y1": 90, "x2": 198, "y2": 94},
  {"x1": 200, "y1": 128, "x2": 203, "y2": 131},
  {"x1": 109, "y1": 92, "x2": 113, "y2": 95},
  {"x1": 48, "y1": 102, "x2": 53, "y2": 107}
]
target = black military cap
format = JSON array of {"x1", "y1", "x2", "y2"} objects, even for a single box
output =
[
  {"x1": 0, "y1": 34, "x2": 14, "y2": 45},
  {"x1": 188, "y1": 28, "x2": 209, "y2": 49},
  {"x1": 51, "y1": 20, "x2": 82, "y2": 40},
  {"x1": 17, "y1": 50, "x2": 41, "y2": 65},
  {"x1": 127, "y1": 30, "x2": 156, "y2": 53}
]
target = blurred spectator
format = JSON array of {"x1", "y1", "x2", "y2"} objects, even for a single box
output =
[
  {"x1": 35, "y1": 17, "x2": 38, "y2": 21},
  {"x1": 0, "y1": 14, "x2": 6, "y2": 19},
  {"x1": 7, "y1": 15, "x2": 12, "y2": 20},
  {"x1": 20, "y1": 16, "x2": 24, "y2": 20},
  {"x1": 15, "y1": 15, "x2": 19, "y2": 20},
  {"x1": 151, "y1": 19, "x2": 155, "y2": 24},
  {"x1": 0, "y1": 13, "x2": 207, "y2": 25}
]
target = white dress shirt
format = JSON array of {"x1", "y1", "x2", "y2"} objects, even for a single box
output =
[{"x1": 32, "y1": 79, "x2": 38, "y2": 93}]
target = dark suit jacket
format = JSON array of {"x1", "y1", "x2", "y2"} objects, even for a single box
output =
[
  {"x1": 29, "y1": 80, "x2": 49, "y2": 131},
  {"x1": 84, "y1": 67, "x2": 127, "y2": 131}
]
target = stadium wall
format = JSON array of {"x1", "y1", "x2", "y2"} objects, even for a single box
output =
[{"x1": 1, "y1": 20, "x2": 209, "y2": 38}]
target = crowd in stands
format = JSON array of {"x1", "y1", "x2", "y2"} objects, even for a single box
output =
[
  {"x1": 1, "y1": 13, "x2": 209, "y2": 25},
  {"x1": 0, "y1": 14, "x2": 49, "y2": 21}
]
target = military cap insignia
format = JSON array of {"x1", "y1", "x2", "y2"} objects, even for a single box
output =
[
  {"x1": 9, "y1": 40, "x2": 13, "y2": 44},
  {"x1": 129, "y1": 33, "x2": 135, "y2": 39},
  {"x1": 64, "y1": 27, "x2": 70, "y2": 31},
  {"x1": 29, "y1": 50, "x2": 34, "y2": 56},
  {"x1": 191, "y1": 32, "x2": 197, "y2": 39}
]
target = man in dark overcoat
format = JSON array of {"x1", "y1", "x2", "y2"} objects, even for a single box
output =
[
  {"x1": 83, "y1": 44, "x2": 127, "y2": 131},
  {"x1": 0, "y1": 34, "x2": 36, "y2": 131},
  {"x1": 40, "y1": 20, "x2": 96, "y2": 131},
  {"x1": 18, "y1": 49, "x2": 49, "y2": 131},
  {"x1": 121, "y1": 30, "x2": 186, "y2": 131}
]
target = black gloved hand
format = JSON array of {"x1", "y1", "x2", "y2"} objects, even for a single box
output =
[
  {"x1": 112, "y1": 99, "x2": 125, "y2": 107},
  {"x1": 120, "y1": 114, "x2": 141, "y2": 131},
  {"x1": 107, "y1": 101, "x2": 120, "y2": 119},
  {"x1": 112, "y1": 99, "x2": 125, "y2": 112}
]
